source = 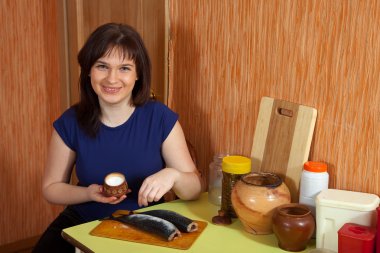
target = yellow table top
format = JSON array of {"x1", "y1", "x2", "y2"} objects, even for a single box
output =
[{"x1": 62, "y1": 193, "x2": 316, "y2": 253}]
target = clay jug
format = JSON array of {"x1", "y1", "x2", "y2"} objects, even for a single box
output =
[
  {"x1": 272, "y1": 203, "x2": 315, "y2": 252},
  {"x1": 231, "y1": 173, "x2": 291, "y2": 234}
]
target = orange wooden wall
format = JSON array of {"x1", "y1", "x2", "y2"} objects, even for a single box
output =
[
  {"x1": 0, "y1": 0, "x2": 64, "y2": 245},
  {"x1": 168, "y1": 0, "x2": 380, "y2": 194},
  {"x1": 0, "y1": 0, "x2": 167, "y2": 245},
  {"x1": 2, "y1": 0, "x2": 380, "y2": 246}
]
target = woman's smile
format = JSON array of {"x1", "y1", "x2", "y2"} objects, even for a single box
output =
[{"x1": 101, "y1": 86, "x2": 122, "y2": 94}]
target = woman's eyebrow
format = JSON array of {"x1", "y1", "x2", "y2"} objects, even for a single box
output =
[
  {"x1": 95, "y1": 60, "x2": 134, "y2": 67},
  {"x1": 94, "y1": 60, "x2": 108, "y2": 65}
]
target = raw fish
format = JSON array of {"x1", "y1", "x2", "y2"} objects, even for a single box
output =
[
  {"x1": 109, "y1": 213, "x2": 181, "y2": 241},
  {"x1": 140, "y1": 210, "x2": 198, "y2": 232}
]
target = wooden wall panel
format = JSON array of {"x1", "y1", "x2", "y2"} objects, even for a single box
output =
[
  {"x1": 67, "y1": 0, "x2": 167, "y2": 104},
  {"x1": 168, "y1": 0, "x2": 380, "y2": 194},
  {"x1": 0, "y1": 0, "x2": 166, "y2": 246},
  {"x1": 0, "y1": 0, "x2": 64, "y2": 245}
]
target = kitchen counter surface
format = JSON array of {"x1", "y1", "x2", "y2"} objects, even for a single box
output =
[{"x1": 62, "y1": 193, "x2": 315, "y2": 253}]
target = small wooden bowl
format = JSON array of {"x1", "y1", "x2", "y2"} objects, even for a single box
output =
[{"x1": 103, "y1": 172, "x2": 128, "y2": 198}]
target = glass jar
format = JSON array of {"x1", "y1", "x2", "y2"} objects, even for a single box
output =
[
  {"x1": 221, "y1": 155, "x2": 251, "y2": 217},
  {"x1": 208, "y1": 153, "x2": 228, "y2": 205}
]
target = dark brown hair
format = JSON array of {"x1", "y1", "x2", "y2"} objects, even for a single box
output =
[{"x1": 74, "y1": 23, "x2": 151, "y2": 137}]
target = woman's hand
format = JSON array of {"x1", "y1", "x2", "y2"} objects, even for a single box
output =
[
  {"x1": 138, "y1": 122, "x2": 202, "y2": 207},
  {"x1": 87, "y1": 184, "x2": 131, "y2": 204},
  {"x1": 138, "y1": 168, "x2": 180, "y2": 206}
]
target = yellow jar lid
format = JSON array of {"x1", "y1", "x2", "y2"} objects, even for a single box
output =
[{"x1": 222, "y1": 155, "x2": 251, "y2": 174}]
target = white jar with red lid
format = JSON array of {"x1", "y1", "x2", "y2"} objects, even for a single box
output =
[{"x1": 299, "y1": 161, "x2": 329, "y2": 217}]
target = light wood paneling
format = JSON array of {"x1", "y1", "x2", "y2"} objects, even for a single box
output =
[
  {"x1": 168, "y1": 0, "x2": 380, "y2": 195},
  {"x1": 67, "y1": 0, "x2": 167, "y2": 104},
  {"x1": 0, "y1": 0, "x2": 64, "y2": 245}
]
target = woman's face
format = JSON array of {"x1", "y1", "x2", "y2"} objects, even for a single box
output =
[{"x1": 90, "y1": 48, "x2": 138, "y2": 107}]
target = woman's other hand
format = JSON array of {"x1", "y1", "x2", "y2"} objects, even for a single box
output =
[
  {"x1": 138, "y1": 168, "x2": 179, "y2": 206},
  {"x1": 138, "y1": 121, "x2": 202, "y2": 207}
]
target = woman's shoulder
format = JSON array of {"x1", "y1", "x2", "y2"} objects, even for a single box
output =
[
  {"x1": 53, "y1": 107, "x2": 80, "y2": 150},
  {"x1": 143, "y1": 100, "x2": 166, "y2": 109},
  {"x1": 57, "y1": 106, "x2": 77, "y2": 122},
  {"x1": 53, "y1": 106, "x2": 79, "y2": 130},
  {"x1": 139, "y1": 100, "x2": 173, "y2": 114},
  {"x1": 137, "y1": 100, "x2": 178, "y2": 122}
]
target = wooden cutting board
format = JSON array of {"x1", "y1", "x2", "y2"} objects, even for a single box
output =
[
  {"x1": 90, "y1": 213, "x2": 207, "y2": 250},
  {"x1": 250, "y1": 97, "x2": 317, "y2": 202}
]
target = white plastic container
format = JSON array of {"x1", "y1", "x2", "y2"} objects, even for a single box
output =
[
  {"x1": 299, "y1": 161, "x2": 329, "y2": 217},
  {"x1": 316, "y1": 189, "x2": 379, "y2": 252}
]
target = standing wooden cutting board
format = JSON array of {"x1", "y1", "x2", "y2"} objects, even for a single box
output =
[{"x1": 250, "y1": 97, "x2": 317, "y2": 202}]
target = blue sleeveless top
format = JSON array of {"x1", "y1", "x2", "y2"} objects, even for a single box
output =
[{"x1": 53, "y1": 101, "x2": 178, "y2": 222}]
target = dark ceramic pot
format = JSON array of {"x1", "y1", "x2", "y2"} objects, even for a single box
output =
[{"x1": 272, "y1": 203, "x2": 315, "y2": 252}]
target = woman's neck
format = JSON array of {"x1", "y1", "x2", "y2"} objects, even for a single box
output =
[{"x1": 100, "y1": 102, "x2": 135, "y2": 127}]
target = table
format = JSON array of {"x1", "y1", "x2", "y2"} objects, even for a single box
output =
[{"x1": 62, "y1": 193, "x2": 316, "y2": 253}]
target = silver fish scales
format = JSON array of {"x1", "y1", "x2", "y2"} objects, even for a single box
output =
[
  {"x1": 139, "y1": 210, "x2": 198, "y2": 232},
  {"x1": 109, "y1": 213, "x2": 181, "y2": 241}
]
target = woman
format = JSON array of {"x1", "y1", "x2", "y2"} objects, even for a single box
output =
[{"x1": 33, "y1": 23, "x2": 201, "y2": 252}]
